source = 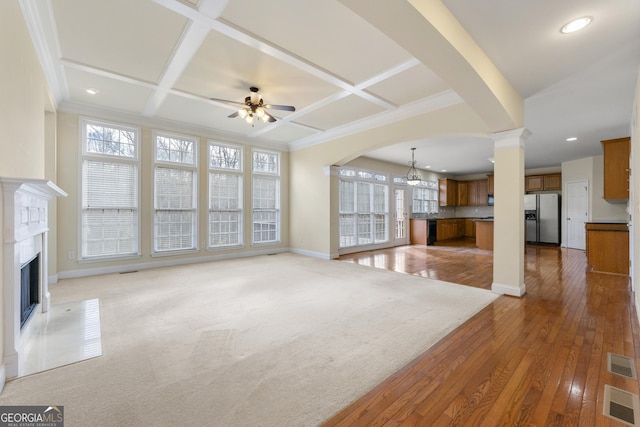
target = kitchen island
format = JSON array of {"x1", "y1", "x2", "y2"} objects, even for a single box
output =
[{"x1": 585, "y1": 221, "x2": 629, "y2": 275}]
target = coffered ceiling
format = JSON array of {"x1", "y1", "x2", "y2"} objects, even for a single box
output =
[{"x1": 20, "y1": 0, "x2": 640, "y2": 175}]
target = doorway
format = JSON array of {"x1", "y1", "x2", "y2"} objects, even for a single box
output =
[{"x1": 566, "y1": 180, "x2": 589, "y2": 250}]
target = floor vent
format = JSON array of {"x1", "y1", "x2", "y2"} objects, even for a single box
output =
[
  {"x1": 608, "y1": 353, "x2": 638, "y2": 379},
  {"x1": 603, "y1": 385, "x2": 640, "y2": 426}
]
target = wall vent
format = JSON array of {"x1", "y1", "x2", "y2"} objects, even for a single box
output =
[
  {"x1": 608, "y1": 353, "x2": 638, "y2": 379},
  {"x1": 603, "y1": 385, "x2": 640, "y2": 426}
]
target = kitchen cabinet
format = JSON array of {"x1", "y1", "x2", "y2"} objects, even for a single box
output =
[
  {"x1": 477, "y1": 180, "x2": 488, "y2": 205},
  {"x1": 602, "y1": 137, "x2": 630, "y2": 202},
  {"x1": 525, "y1": 175, "x2": 544, "y2": 192},
  {"x1": 475, "y1": 220, "x2": 494, "y2": 250},
  {"x1": 585, "y1": 222, "x2": 629, "y2": 275},
  {"x1": 525, "y1": 173, "x2": 562, "y2": 192},
  {"x1": 543, "y1": 173, "x2": 561, "y2": 191},
  {"x1": 467, "y1": 180, "x2": 478, "y2": 206},
  {"x1": 457, "y1": 181, "x2": 468, "y2": 206},
  {"x1": 438, "y1": 179, "x2": 457, "y2": 207},
  {"x1": 487, "y1": 174, "x2": 494, "y2": 194},
  {"x1": 409, "y1": 219, "x2": 427, "y2": 245},
  {"x1": 436, "y1": 218, "x2": 465, "y2": 241},
  {"x1": 456, "y1": 179, "x2": 488, "y2": 206},
  {"x1": 464, "y1": 218, "x2": 476, "y2": 237}
]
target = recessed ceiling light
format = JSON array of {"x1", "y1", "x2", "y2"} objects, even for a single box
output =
[
  {"x1": 566, "y1": 137, "x2": 578, "y2": 142},
  {"x1": 560, "y1": 17, "x2": 592, "y2": 34},
  {"x1": 488, "y1": 157, "x2": 495, "y2": 163},
  {"x1": 85, "y1": 88, "x2": 99, "y2": 95},
  {"x1": 441, "y1": 169, "x2": 447, "y2": 172},
  {"x1": 424, "y1": 165, "x2": 431, "y2": 169}
]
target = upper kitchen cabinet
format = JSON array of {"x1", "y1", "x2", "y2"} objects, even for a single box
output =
[
  {"x1": 602, "y1": 137, "x2": 630, "y2": 202},
  {"x1": 439, "y1": 178, "x2": 457, "y2": 207},
  {"x1": 543, "y1": 174, "x2": 561, "y2": 191},
  {"x1": 525, "y1": 173, "x2": 561, "y2": 192},
  {"x1": 487, "y1": 174, "x2": 494, "y2": 195},
  {"x1": 525, "y1": 175, "x2": 544, "y2": 192},
  {"x1": 457, "y1": 181, "x2": 468, "y2": 206}
]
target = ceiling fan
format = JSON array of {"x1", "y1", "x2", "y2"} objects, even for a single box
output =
[{"x1": 210, "y1": 87, "x2": 295, "y2": 126}]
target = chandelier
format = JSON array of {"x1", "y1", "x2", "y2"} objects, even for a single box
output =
[{"x1": 406, "y1": 147, "x2": 422, "y2": 185}]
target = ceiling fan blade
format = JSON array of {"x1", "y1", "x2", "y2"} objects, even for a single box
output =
[
  {"x1": 265, "y1": 104, "x2": 295, "y2": 112},
  {"x1": 210, "y1": 97, "x2": 246, "y2": 107},
  {"x1": 227, "y1": 111, "x2": 240, "y2": 118},
  {"x1": 263, "y1": 111, "x2": 277, "y2": 122}
]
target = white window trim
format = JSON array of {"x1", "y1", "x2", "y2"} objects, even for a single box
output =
[
  {"x1": 208, "y1": 141, "x2": 244, "y2": 249},
  {"x1": 152, "y1": 130, "x2": 199, "y2": 254},
  {"x1": 78, "y1": 117, "x2": 141, "y2": 261}
]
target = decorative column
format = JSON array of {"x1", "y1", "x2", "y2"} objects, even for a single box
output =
[{"x1": 490, "y1": 129, "x2": 530, "y2": 297}]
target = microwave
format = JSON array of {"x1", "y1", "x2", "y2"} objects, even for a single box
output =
[{"x1": 488, "y1": 194, "x2": 494, "y2": 206}]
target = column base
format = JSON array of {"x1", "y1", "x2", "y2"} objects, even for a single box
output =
[{"x1": 492, "y1": 281, "x2": 526, "y2": 297}]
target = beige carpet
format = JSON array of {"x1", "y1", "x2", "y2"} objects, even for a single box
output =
[{"x1": 0, "y1": 253, "x2": 498, "y2": 426}]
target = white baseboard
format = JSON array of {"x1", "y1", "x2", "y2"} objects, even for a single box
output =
[
  {"x1": 289, "y1": 248, "x2": 333, "y2": 260},
  {"x1": 57, "y1": 247, "x2": 290, "y2": 280}
]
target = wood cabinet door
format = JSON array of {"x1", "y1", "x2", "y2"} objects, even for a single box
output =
[
  {"x1": 439, "y1": 179, "x2": 458, "y2": 206},
  {"x1": 467, "y1": 181, "x2": 478, "y2": 206},
  {"x1": 487, "y1": 174, "x2": 494, "y2": 194},
  {"x1": 456, "y1": 219, "x2": 465, "y2": 237},
  {"x1": 543, "y1": 174, "x2": 561, "y2": 190},
  {"x1": 476, "y1": 180, "x2": 488, "y2": 205},
  {"x1": 602, "y1": 137, "x2": 630, "y2": 201},
  {"x1": 465, "y1": 219, "x2": 476, "y2": 237},
  {"x1": 525, "y1": 175, "x2": 544, "y2": 192},
  {"x1": 457, "y1": 181, "x2": 468, "y2": 206}
]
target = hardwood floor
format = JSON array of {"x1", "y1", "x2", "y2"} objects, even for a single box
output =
[{"x1": 326, "y1": 240, "x2": 639, "y2": 426}]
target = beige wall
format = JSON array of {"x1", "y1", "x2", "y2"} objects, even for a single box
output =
[
  {"x1": 0, "y1": 0, "x2": 52, "y2": 388},
  {"x1": 56, "y1": 111, "x2": 290, "y2": 276}
]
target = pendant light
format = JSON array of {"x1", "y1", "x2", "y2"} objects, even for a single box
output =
[{"x1": 406, "y1": 147, "x2": 422, "y2": 185}]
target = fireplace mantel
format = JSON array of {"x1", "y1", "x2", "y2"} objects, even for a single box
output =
[{"x1": 1, "y1": 177, "x2": 67, "y2": 389}]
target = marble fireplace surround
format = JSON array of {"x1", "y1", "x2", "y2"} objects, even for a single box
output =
[{"x1": 1, "y1": 177, "x2": 66, "y2": 390}]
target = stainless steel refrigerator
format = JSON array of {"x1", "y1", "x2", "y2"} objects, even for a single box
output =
[{"x1": 524, "y1": 194, "x2": 560, "y2": 244}]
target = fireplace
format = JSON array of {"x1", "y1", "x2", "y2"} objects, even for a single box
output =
[
  {"x1": 1, "y1": 178, "x2": 66, "y2": 389},
  {"x1": 20, "y1": 254, "x2": 40, "y2": 329}
]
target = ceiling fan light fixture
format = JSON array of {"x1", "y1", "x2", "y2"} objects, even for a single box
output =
[
  {"x1": 238, "y1": 109, "x2": 248, "y2": 119},
  {"x1": 561, "y1": 16, "x2": 592, "y2": 34},
  {"x1": 406, "y1": 148, "x2": 422, "y2": 186}
]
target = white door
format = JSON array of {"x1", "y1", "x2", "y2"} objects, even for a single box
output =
[
  {"x1": 394, "y1": 187, "x2": 409, "y2": 245},
  {"x1": 566, "y1": 180, "x2": 588, "y2": 250}
]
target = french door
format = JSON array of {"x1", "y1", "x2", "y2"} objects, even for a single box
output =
[{"x1": 393, "y1": 187, "x2": 409, "y2": 246}]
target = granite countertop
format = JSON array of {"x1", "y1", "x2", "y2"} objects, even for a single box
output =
[
  {"x1": 586, "y1": 220, "x2": 628, "y2": 224},
  {"x1": 473, "y1": 218, "x2": 494, "y2": 222}
]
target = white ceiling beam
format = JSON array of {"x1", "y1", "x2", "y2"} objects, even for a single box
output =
[{"x1": 18, "y1": 0, "x2": 69, "y2": 105}]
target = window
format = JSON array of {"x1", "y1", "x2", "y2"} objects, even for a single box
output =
[
  {"x1": 252, "y1": 150, "x2": 280, "y2": 244},
  {"x1": 209, "y1": 142, "x2": 243, "y2": 247},
  {"x1": 81, "y1": 118, "x2": 139, "y2": 259},
  {"x1": 412, "y1": 180, "x2": 439, "y2": 214},
  {"x1": 339, "y1": 168, "x2": 389, "y2": 248},
  {"x1": 153, "y1": 132, "x2": 197, "y2": 253}
]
